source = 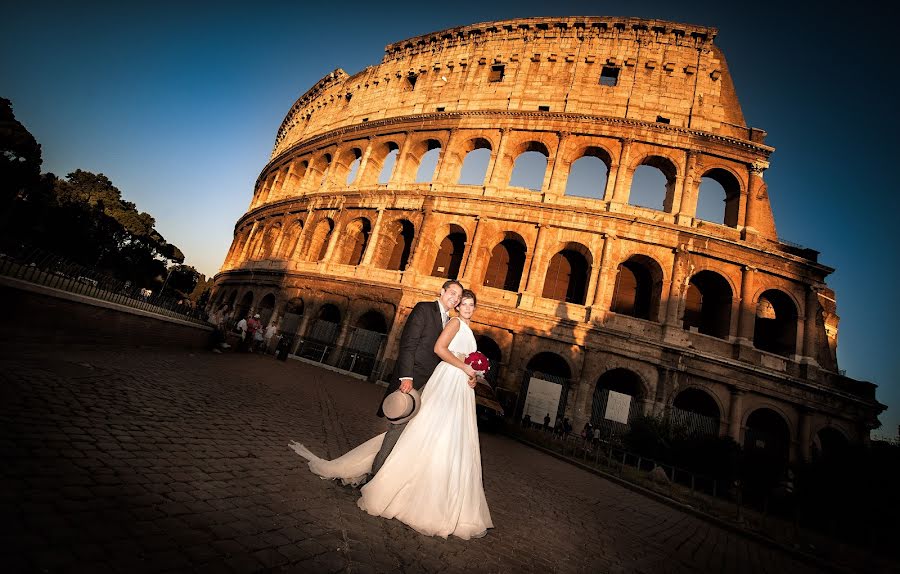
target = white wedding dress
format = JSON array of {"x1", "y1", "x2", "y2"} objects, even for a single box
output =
[{"x1": 290, "y1": 318, "x2": 493, "y2": 540}]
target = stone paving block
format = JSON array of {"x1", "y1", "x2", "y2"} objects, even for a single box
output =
[{"x1": 0, "y1": 347, "x2": 843, "y2": 573}]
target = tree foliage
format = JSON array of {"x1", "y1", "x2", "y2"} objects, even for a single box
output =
[{"x1": 0, "y1": 98, "x2": 186, "y2": 290}]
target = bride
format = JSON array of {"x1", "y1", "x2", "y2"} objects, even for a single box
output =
[{"x1": 289, "y1": 289, "x2": 493, "y2": 540}]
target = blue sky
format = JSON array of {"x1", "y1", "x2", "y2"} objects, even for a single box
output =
[{"x1": 2, "y1": 0, "x2": 897, "y2": 437}]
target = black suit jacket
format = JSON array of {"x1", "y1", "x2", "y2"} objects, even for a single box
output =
[{"x1": 377, "y1": 300, "x2": 443, "y2": 417}]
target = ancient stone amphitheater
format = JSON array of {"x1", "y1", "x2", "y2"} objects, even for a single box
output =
[{"x1": 213, "y1": 16, "x2": 883, "y2": 461}]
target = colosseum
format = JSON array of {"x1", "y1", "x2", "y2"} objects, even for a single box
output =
[{"x1": 212, "y1": 16, "x2": 884, "y2": 462}]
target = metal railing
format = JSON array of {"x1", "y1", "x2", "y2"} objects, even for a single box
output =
[{"x1": 0, "y1": 244, "x2": 209, "y2": 326}]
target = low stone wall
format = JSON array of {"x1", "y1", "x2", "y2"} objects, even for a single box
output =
[{"x1": 0, "y1": 276, "x2": 212, "y2": 349}]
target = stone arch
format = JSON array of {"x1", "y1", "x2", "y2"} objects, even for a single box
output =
[
  {"x1": 542, "y1": 242, "x2": 592, "y2": 305},
  {"x1": 482, "y1": 232, "x2": 527, "y2": 292},
  {"x1": 697, "y1": 167, "x2": 743, "y2": 227},
  {"x1": 235, "y1": 291, "x2": 255, "y2": 322},
  {"x1": 354, "y1": 140, "x2": 398, "y2": 186},
  {"x1": 257, "y1": 293, "x2": 277, "y2": 326},
  {"x1": 334, "y1": 217, "x2": 372, "y2": 266},
  {"x1": 222, "y1": 290, "x2": 238, "y2": 315},
  {"x1": 279, "y1": 296, "x2": 306, "y2": 337},
  {"x1": 508, "y1": 141, "x2": 550, "y2": 190},
  {"x1": 683, "y1": 270, "x2": 733, "y2": 339},
  {"x1": 281, "y1": 159, "x2": 308, "y2": 197},
  {"x1": 305, "y1": 217, "x2": 334, "y2": 262},
  {"x1": 456, "y1": 138, "x2": 493, "y2": 185},
  {"x1": 332, "y1": 146, "x2": 363, "y2": 186},
  {"x1": 526, "y1": 352, "x2": 572, "y2": 379},
  {"x1": 430, "y1": 224, "x2": 467, "y2": 279},
  {"x1": 564, "y1": 146, "x2": 612, "y2": 199},
  {"x1": 671, "y1": 387, "x2": 722, "y2": 436},
  {"x1": 744, "y1": 407, "x2": 792, "y2": 460},
  {"x1": 278, "y1": 219, "x2": 305, "y2": 259},
  {"x1": 411, "y1": 138, "x2": 443, "y2": 183},
  {"x1": 475, "y1": 334, "x2": 503, "y2": 385},
  {"x1": 753, "y1": 289, "x2": 799, "y2": 357},
  {"x1": 258, "y1": 222, "x2": 282, "y2": 259},
  {"x1": 307, "y1": 153, "x2": 333, "y2": 190},
  {"x1": 814, "y1": 426, "x2": 850, "y2": 459},
  {"x1": 307, "y1": 302, "x2": 342, "y2": 344},
  {"x1": 610, "y1": 254, "x2": 665, "y2": 322},
  {"x1": 629, "y1": 155, "x2": 678, "y2": 211},
  {"x1": 590, "y1": 368, "x2": 647, "y2": 425},
  {"x1": 372, "y1": 218, "x2": 415, "y2": 271}
]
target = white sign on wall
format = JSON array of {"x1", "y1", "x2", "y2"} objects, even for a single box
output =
[
  {"x1": 523, "y1": 377, "x2": 563, "y2": 427},
  {"x1": 604, "y1": 390, "x2": 632, "y2": 424}
]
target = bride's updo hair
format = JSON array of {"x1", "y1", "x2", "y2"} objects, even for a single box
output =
[{"x1": 458, "y1": 289, "x2": 477, "y2": 307}]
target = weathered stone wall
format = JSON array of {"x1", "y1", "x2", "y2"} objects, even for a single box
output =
[{"x1": 214, "y1": 16, "x2": 884, "y2": 461}]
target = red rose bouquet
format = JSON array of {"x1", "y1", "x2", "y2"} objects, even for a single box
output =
[{"x1": 465, "y1": 351, "x2": 490, "y2": 373}]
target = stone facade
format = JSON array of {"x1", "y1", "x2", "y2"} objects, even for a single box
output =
[{"x1": 212, "y1": 16, "x2": 884, "y2": 462}]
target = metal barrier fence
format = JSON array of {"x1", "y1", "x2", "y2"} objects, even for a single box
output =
[{"x1": 0, "y1": 244, "x2": 209, "y2": 326}]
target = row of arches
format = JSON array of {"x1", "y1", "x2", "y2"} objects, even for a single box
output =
[
  {"x1": 227, "y1": 215, "x2": 808, "y2": 357},
  {"x1": 254, "y1": 133, "x2": 754, "y2": 229},
  {"x1": 212, "y1": 284, "x2": 848, "y2": 461}
]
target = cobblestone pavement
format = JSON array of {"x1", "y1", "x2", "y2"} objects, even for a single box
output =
[{"x1": 0, "y1": 345, "x2": 828, "y2": 573}]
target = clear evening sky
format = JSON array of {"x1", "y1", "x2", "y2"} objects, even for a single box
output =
[{"x1": 2, "y1": 1, "x2": 897, "y2": 437}]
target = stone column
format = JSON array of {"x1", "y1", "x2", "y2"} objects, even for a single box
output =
[
  {"x1": 798, "y1": 408, "x2": 812, "y2": 462},
  {"x1": 727, "y1": 388, "x2": 744, "y2": 443},
  {"x1": 433, "y1": 129, "x2": 459, "y2": 184},
  {"x1": 486, "y1": 128, "x2": 511, "y2": 189},
  {"x1": 354, "y1": 137, "x2": 375, "y2": 187},
  {"x1": 609, "y1": 138, "x2": 633, "y2": 208},
  {"x1": 519, "y1": 223, "x2": 547, "y2": 308},
  {"x1": 361, "y1": 207, "x2": 385, "y2": 266},
  {"x1": 321, "y1": 212, "x2": 342, "y2": 263},
  {"x1": 736, "y1": 266, "x2": 756, "y2": 342},
  {"x1": 236, "y1": 221, "x2": 261, "y2": 265},
  {"x1": 460, "y1": 215, "x2": 483, "y2": 284},
  {"x1": 802, "y1": 285, "x2": 820, "y2": 365},
  {"x1": 589, "y1": 233, "x2": 616, "y2": 320},
  {"x1": 388, "y1": 132, "x2": 414, "y2": 188},
  {"x1": 544, "y1": 131, "x2": 569, "y2": 197},
  {"x1": 743, "y1": 162, "x2": 767, "y2": 238},
  {"x1": 663, "y1": 246, "x2": 687, "y2": 326},
  {"x1": 405, "y1": 208, "x2": 431, "y2": 276},
  {"x1": 675, "y1": 151, "x2": 699, "y2": 224}
]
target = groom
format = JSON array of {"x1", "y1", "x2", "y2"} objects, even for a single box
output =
[{"x1": 371, "y1": 279, "x2": 468, "y2": 475}]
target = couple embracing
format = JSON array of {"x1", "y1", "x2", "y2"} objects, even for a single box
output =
[{"x1": 290, "y1": 280, "x2": 494, "y2": 540}]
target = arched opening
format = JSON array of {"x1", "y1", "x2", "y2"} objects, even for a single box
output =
[
  {"x1": 744, "y1": 408, "x2": 791, "y2": 461},
  {"x1": 475, "y1": 334, "x2": 503, "y2": 386},
  {"x1": 279, "y1": 297, "x2": 305, "y2": 338},
  {"x1": 753, "y1": 289, "x2": 798, "y2": 357},
  {"x1": 431, "y1": 225, "x2": 466, "y2": 279},
  {"x1": 235, "y1": 291, "x2": 254, "y2": 323},
  {"x1": 257, "y1": 293, "x2": 276, "y2": 327},
  {"x1": 697, "y1": 168, "x2": 741, "y2": 227},
  {"x1": 610, "y1": 255, "x2": 664, "y2": 321},
  {"x1": 526, "y1": 352, "x2": 571, "y2": 379},
  {"x1": 591, "y1": 368, "x2": 645, "y2": 429},
  {"x1": 282, "y1": 159, "x2": 307, "y2": 197},
  {"x1": 629, "y1": 156, "x2": 677, "y2": 211},
  {"x1": 373, "y1": 218, "x2": 415, "y2": 271},
  {"x1": 307, "y1": 303, "x2": 342, "y2": 344},
  {"x1": 564, "y1": 148, "x2": 611, "y2": 199},
  {"x1": 683, "y1": 271, "x2": 733, "y2": 339},
  {"x1": 278, "y1": 220, "x2": 304, "y2": 259},
  {"x1": 223, "y1": 291, "x2": 238, "y2": 317},
  {"x1": 671, "y1": 388, "x2": 721, "y2": 436},
  {"x1": 815, "y1": 427, "x2": 849, "y2": 460},
  {"x1": 458, "y1": 142, "x2": 492, "y2": 185},
  {"x1": 309, "y1": 153, "x2": 332, "y2": 190},
  {"x1": 521, "y1": 352, "x2": 572, "y2": 427},
  {"x1": 509, "y1": 143, "x2": 549, "y2": 190},
  {"x1": 542, "y1": 245, "x2": 590, "y2": 305},
  {"x1": 377, "y1": 146, "x2": 400, "y2": 184},
  {"x1": 305, "y1": 218, "x2": 334, "y2": 262},
  {"x1": 414, "y1": 140, "x2": 442, "y2": 183},
  {"x1": 483, "y1": 233, "x2": 527, "y2": 292},
  {"x1": 335, "y1": 218, "x2": 371, "y2": 266}
]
